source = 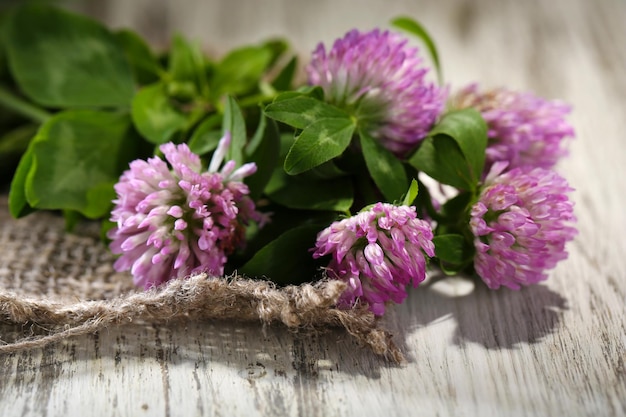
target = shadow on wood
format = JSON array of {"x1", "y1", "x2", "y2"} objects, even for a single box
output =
[{"x1": 383, "y1": 274, "x2": 568, "y2": 361}]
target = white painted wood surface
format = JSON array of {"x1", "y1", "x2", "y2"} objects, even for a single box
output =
[{"x1": 1, "y1": 0, "x2": 625, "y2": 415}]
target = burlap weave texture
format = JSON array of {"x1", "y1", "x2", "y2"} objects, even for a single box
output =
[{"x1": 0, "y1": 196, "x2": 402, "y2": 361}]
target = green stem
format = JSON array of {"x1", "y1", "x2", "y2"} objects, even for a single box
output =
[
  {"x1": 0, "y1": 85, "x2": 51, "y2": 124},
  {"x1": 237, "y1": 93, "x2": 276, "y2": 108}
]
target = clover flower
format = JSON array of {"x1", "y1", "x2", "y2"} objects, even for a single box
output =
[
  {"x1": 470, "y1": 162, "x2": 577, "y2": 290},
  {"x1": 451, "y1": 84, "x2": 574, "y2": 172},
  {"x1": 109, "y1": 133, "x2": 263, "y2": 289},
  {"x1": 313, "y1": 203, "x2": 435, "y2": 315},
  {"x1": 307, "y1": 29, "x2": 447, "y2": 155}
]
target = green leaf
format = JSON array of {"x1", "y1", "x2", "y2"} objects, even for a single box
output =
[
  {"x1": 354, "y1": 172, "x2": 382, "y2": 208},
  {"x1": 0, "y1": 12, "x2": 7, "y2": 80},
  {"x1": 278, "y1": 132, "x2": 295, "y2": 157},
  {"x1": 295, "y1": 85, "x2": 325, "y2": 101},
  {"x1": 245, "y1": 116, "x2": 280, "y2": 200},
  {"x1": 222, "y1": 96, "x2": 246, "y2": 165},
  {"x1": 85, "y1": 181, "x2": 118, "y2": 219},
  {"x1": 391, "y1": 16, "x2": 442, "y2": 84},
  {"x1": 169, "y1": 34, "x2": 209, "y2": 97},
  {"x1": 24, "y1": 110, "x2": 140, "y2": 219},
  {"x1": 439, "y1": 191, "x2": 473, "y2": 222},
  {"x1": 0, "y1": 85, "x2": 51, "y2": 124},
  {"x1": 0, "y1": 124, "x2": 37, "y2": 179},
  {"x1": 236, "y1": 206, "x2": 335, "y2": 263},
  {"x1": 429, "y1": 109, "x2": 487, "y2": 182},
  {"x1": 433, "y1": 234, "x2": 469, "y2": 263},
  {"x1": 188, "y1": 113, "x2": 222, "y2": 155},
  {"x1": 271, "y1": 56, "x2": 297, "y2": 91},
  {"x1": 63, "y1": 209, "x2": 82, "y2": 232},
  {"x1": 402, "y1": 179, "x2": 419, "y2": 206},
  {"x1": 239, "y1": 223, "x2": 325, "y2": 284},
  {"x1": 268, "y1": 86, "x2": 324, "y2": 104},
  {"x1": 300, "y1": 161, "x2": 348, "y2": 180},
  {"x1": 410, "y1": 135, "x2": 473, "y2": 190},
  {"x1": 265, "y1": 95, "x2": 349, "y2": 129},
  {"x1": 246, "y1": 111, "x2": 268, "y2": 156},
  {"x1": 432, "y1": 234, "x2": 474, "y2": 274},
  {"x1": 359, "y1": 129, "x2": 408, "y2": 202},
  {"x1": 5, "y1": 4, "x2": 135, "y2": 108},
  {"x1": 261, "y1": 39, "x2": 289, "y2": 68},
  {"x1": 409, "y1": 109, "x2": 487, "y2": 191},
  {"x1": 284, "y1": 118, "x2": 355, "y2": 175},
  {"x1": 8, "y1": 145, "x2": 35, "y2": 218},
  {"x1": 115, "y1": 29, "x2": 163, "y2": 85},
  {"x1": 131, "y1": 83, "x2": 188, "y2": 144},
  {"x1": 211, "y1": 45, "x2": 273, "y2": 98},
  {"x1": 413, "y1": 177, "x2": 441, "y2": 222},
  {"x1": 266, "y1": 170, "x2": 353, "y2": 212}
]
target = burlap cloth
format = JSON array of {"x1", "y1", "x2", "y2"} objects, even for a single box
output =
[{"x1": 0, "y1": 195, "x2": 402, "y2": 362}]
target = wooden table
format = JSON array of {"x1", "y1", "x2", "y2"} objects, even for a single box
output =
[{"x1": 1, "y1": 0, "x2": 625, "y2": 415}]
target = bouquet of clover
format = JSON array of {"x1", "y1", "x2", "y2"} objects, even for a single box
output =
[{"x1": 0, "y1": 5, "x2": 576, "y2": 338}]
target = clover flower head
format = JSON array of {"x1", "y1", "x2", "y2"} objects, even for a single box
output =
[
  {"x1": 470, "y1": 162, "x2": 577, "y2": 289},
  {"x1": 451, "y1": 84, "x2": 575, "y2": 172},
  {"x1": 313, "y1": 203, "x2": 435, "y2": 315},
  {"x1": 307, "y1": 28, "x2": 447, "y2": 155},
  {"x1": 109, "y1": 133, "x2": 264, "y2": 289}
]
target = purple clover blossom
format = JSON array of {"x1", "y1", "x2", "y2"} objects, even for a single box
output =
[
  {"x1": 307, "y1": 29, "x2": 447, "y2": 155},
  {"x1": 451, "y1": 84, "x2": 575, "y2": 172},
  {"x1": 313, "y1": 203, "x2": 435, "y2": 315},
  {"x1": 470, "y1": 162, "x2": 577, "y2": 290},
  {"x1": 109, "y1": 133, "x2": 264, "y2": 289}
]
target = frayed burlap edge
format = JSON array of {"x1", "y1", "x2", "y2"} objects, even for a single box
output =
[{"x1": 0, "y1": 274, "x2": 404, "y2": 363}]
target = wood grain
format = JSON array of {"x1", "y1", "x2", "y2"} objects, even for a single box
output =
[{"x1": 1, "y1": 0, "x2": 625, "y2": 415}]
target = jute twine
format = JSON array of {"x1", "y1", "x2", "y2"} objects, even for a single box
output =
[{"x1": 0, "y1": 196, "x2": 403, "y2": 362}]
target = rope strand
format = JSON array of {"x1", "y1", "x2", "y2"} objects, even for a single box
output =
[{"x1": 0, "y1": 274, "x2": 403, "y2": 362}]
